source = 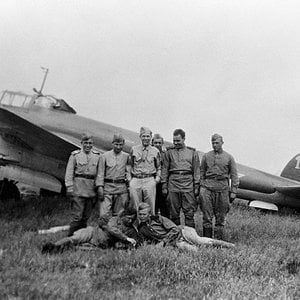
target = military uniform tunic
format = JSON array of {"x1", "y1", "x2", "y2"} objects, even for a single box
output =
[
  {"x1": 161, "y1": 146, "x2": 200, "y2": 192},
  {"x1": 65, "y1": 149, "x2": 101, "y2": 197}
]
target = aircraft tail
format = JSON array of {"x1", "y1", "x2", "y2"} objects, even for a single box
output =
[{"x1": 280, "y1": 154, "x2": 300, "y2": 182}]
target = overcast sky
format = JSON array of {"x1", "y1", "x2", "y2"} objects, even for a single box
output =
[{"x1": 1, "y1": 0, "x2": 300, "y2": 174}]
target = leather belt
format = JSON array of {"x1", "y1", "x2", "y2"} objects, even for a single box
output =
[
  {"x1": 170, "y1": 171, "x2": 192, "y2": 175},
  {"x1": 74, "y1": 174, "x2": 95, "y2": 180},
  {"x1": 133, "y1": 174, "x2": 155, "y2": 179},
  {"x1": 205, "y1": 176, "x2": 229, "y2": 181},
  {"x1": 104, "y1": 178, "x2": 126, "y2": 184}
]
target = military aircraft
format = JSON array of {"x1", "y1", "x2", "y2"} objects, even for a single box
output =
[{"x1": 0, "y1": 89, "x2": 299, "y2": 211}]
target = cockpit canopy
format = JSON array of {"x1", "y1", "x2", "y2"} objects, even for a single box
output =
[{"x1": 0, "y1": 90, "x2": 76, "y2": 114}]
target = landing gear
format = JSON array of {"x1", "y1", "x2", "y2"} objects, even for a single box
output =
[{"x1": 0, "y1": 178, "x2": 21, "y2": 202}]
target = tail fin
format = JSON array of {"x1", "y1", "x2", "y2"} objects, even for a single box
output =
[{"x1": 280, "y1": 154, "x2": 300, "y2": 182}]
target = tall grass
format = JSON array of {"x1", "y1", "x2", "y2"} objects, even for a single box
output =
[{"x1": 0, "y1": 197, "x2": 299, "y2": 299}]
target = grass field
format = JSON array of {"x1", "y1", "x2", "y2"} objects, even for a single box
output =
[{"x1": 0, "y1": 197, "x2": 300, "y2": 299}]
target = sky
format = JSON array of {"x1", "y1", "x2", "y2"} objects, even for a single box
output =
[{"x1": 0, "y1": 0, "x2": 299, "y2": 174}]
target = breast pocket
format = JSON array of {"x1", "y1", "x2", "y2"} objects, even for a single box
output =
[
  {"x1": 206, "y1": 157, "x2": 215, "y2": 168},
  {"x1": 106, "y1": 157, "x2": 116, "y2": 168},
  {"x1": 146, "y1": 153, "x2": 155, "y2": 164},
  {"x1": 134, "y1": 153, "x2": 143, "y2": 163},
  {"x1": 76, "y1": 158, "x2": 88, "y2": 172},
  {"x1": 89, "y1": 157, "x2": 99, "y2": 173}
]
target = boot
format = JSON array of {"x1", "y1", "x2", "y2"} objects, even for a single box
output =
[
  {"x1": 214, "y1": 226, "x2": 225, "y2": 240},
  {"x1": 68, "y1": 222, "x2": 84, "y2": 236},
  {"x1": 203, "y1": 227, "x2": 213, "y2": 238},
  {"x1": 41, "y1": 242, "x2": 56, "y2": 254}
]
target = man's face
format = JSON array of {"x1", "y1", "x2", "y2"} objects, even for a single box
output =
[
  {"x1": 113, "y1": 141, "x2": 124, "y2": 154},
  {"x1": 82, "y1": 138, "x2": 93, "y2": 153},
  {"x1": 141, "y1": 133, "x2": 151, "y2": 147},
  {"x1": 138, "y1": 210, "x2": 151, "y2": 223},
  {"x1": 153, "y1": 138, "x2": 163, "y2": 152},
  {"x1": 173, "y1": 134, "x2": 185, "y2": 149},
  {"x1": 212, "y1": 138, "x2": 223, "y2": 152},
  {"x1": 122, "y1": 214, "x2": 136, "y2": 226}
]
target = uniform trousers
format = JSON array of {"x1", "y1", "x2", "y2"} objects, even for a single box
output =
[
  {"x1": 175, "y1": 226, "x2": 234, "y2": 251},
  {"x1": 155, "y1": 182, "x2": 169, "y2": 218},
  {"x1": 99, "y1": 192, "x2": 129, "y2": 224},
  {"x1": 168, "y1": 190, "x2": 197, "y2": 228},
  {"x1": 129, "y1": 177, "x2": 156, "y2": 214},
  {"x1": 69, "y1": 195, "x2": 95, "y2": 236},
  {"x1": 55, "y1": 226, "x2": 109, "y2": 249},
  {"x1": 200, "y1": 188, "x2": 230, "y2": 239}
]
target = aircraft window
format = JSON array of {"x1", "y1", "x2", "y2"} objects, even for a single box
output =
[
  {"x1": 33, "y1": 96, "x2": 57, "y2": 108},
  {"x1": 0, "y1": 92, "x2": 31, "y2": 107}
]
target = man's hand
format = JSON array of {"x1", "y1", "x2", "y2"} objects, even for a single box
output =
[
  {"x1": 66, "y1": 187, "x2": 73, "y2": 197},
  {"x1": 229, "y1": 192, "x2": 236, "y2": 203},
  {"x1": 155, "y1": 176, "x2": 160, "y2": 184},
  {"x1": 162, "y1": 187, "x2": 168, "y2": 196},
  {"x1": 97, "y1": 186, "x2": 104, "y2": 202},
  {"x1": 194, "y1": 185, "x2": 199, "y2": 197},
  {"x1": 162, "y1": 183, "x2": 168, "y2": 196},
  {"x1": 156, "y1": 241, "x2": 165, "y2": 248},
  {"x1": 126, "y1": 237, "x2": 136, "y2": 247}
]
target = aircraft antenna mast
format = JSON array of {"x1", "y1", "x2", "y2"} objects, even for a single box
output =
[{"x1": 38, "y1": 67, "x2": 49, "y2": 94}]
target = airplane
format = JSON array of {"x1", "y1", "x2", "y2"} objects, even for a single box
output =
[{"x1": 0, "y1": 89, "x2": 300, "y2": 211}]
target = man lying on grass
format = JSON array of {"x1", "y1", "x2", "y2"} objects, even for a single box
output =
[
  {"x1": 136, "y1": 203, "x2": 235, "y2": 250},
  {"x1": 41, "y1": 208, "x2": 139, "y2": 254}
]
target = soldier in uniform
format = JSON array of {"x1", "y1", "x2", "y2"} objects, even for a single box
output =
[
  {"x1": 97, "y1": 134, "x2": 131, "y2": 225},
  {"x1": 65, "y1": 134, "x2": 101, "y2": 236},
  {"x1": 129, "y1": 127, "x2": 161, "y2": 214},
  {"x1": 161, "y1": 129, "x2": 200, "y2": 228},
  {"x1": 152, "y1": 133, "x2": 169, "y2": 218},
  {"x1": 200, "y1": 134, "x2": 239, "y2": 240},
  {"x1": 136, "y1": 203, "x2": 234, "y2": 250},
  {"x1": 41, "y1": 209, "x2": 139, "y2": 254}
]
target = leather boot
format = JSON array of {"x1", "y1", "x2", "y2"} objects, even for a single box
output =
[
  {"x1": 68, "y1": 223, "x2": 82, "y2": 237},
  {"x1": 214, "y1": 226, "x2": 225, "y2": 240},
  {"x1": 203, "y1": 227, "x2": 213, "y2": 238}
]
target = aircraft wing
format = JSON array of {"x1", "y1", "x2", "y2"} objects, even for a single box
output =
[
  {"x1": 53, "y1": 132, "x2": 105, "y2": 153},
  {"x1": 0, "y1": 107, "x2": 79, "y2": 161},
  {"x1": 275, "y1": 185, "x2": 300, "y2": 199}
]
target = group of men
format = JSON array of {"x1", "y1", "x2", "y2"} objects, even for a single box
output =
[{"x1": 42, "y1": 127, "x2": 238, "y2": 254}]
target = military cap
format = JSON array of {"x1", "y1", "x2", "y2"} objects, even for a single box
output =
[
  {"x1": 112, "y1": 133, "x2": 125, "y2": 143},
  {"x1": 140, "y1": 127, "x2": 152, "y2": 136},
  {"x1": 138, "y1": 202, "x2": 151, "y2": 213},
  {"x1": 153, "y1": 133, "x2": 164, "y2": 142},
  {"x1": 81, "y1": 133, "x2": 93, "y2": 142},
  {"x1": 211, "y1": 133, "x2": 223, "y2": 142}
]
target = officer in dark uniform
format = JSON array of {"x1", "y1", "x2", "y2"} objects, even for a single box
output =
[
  {"x1": 161, "y1": 129, "x2": 200, "y2": 228},
  {"x1": 65, "y1": 134, "x2": 101, "y2": 236}
]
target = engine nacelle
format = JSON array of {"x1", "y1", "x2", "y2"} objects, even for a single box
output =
[{"x1": 0, "y1": 165, "x2": 62, "y2": 193}]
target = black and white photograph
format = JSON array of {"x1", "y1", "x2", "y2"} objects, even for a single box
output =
[{"x1": 0, "y1": 1, "x2": 300, "y2": 299}]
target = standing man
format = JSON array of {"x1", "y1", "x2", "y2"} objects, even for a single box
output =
[
  {"x1": 97, "y1": 134, "x2": 131, "y2": 225},
  {"x1": 200, "y1": 133, "x2": 239, "y2": 240},
  {"x1": 161, "y1": 129, "x2": 200, "y2": 228},
  {"x1": 129, "y1": 127, "x2": 161, "y2": 214},
  {"x1": 152, "y1": 133, "x2": 169, "y2": 218},
  {"x1": 65, "y1": 134, "x2": 101, "y2": 236}
]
